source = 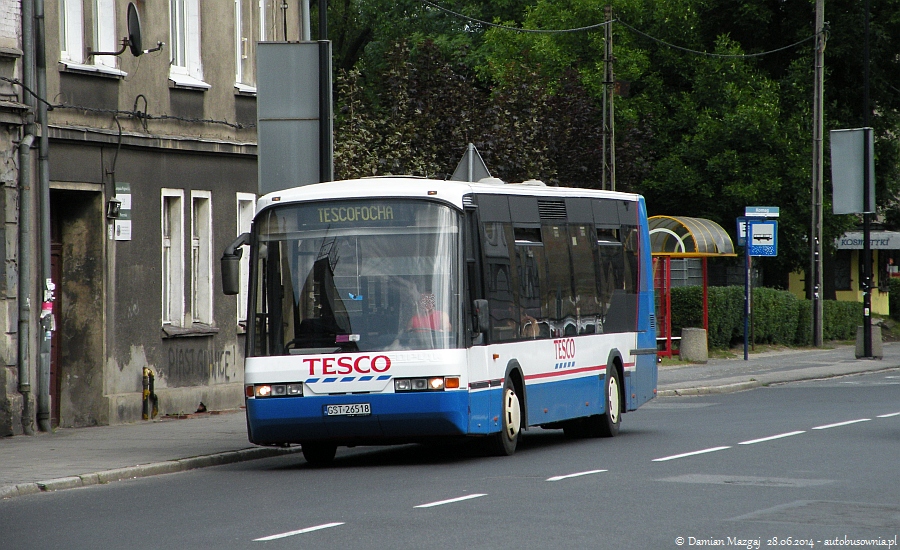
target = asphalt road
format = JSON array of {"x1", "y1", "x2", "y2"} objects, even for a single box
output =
[{"x1": 2, "y1": 371, "x2": 899, "y2": 550}]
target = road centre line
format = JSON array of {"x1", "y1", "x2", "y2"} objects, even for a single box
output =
[
  {"x1": 877, "y1": 412, "x2": 900, "y2": 418},
  {"x1": 652, "y1": 446, "x2": 731, "y2": 462},
  {"x1": 812, "y1": 418, "x2": 871, "y2": 430},
  {"x1": 415, "y1": 493, "x2": 487, "y2": 508},
  {"x1": 738, "y1": 431, "x2": 806, "y2": 445},
  {"x1": 547, "y1": 469, "x2": 608, "y2": 482},
  {"x1": 253, "y1": 522, "x2": 344, "y2": 541}
]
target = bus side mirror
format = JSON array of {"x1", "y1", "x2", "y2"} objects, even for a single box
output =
[
  {"x1": 473, "y1": 299, "x2": 489, "y2": 333},
  {"x1": 221, "y1": 232, "x2": 250, "y2": 295}
]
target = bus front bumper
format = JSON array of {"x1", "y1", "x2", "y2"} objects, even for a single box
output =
[{"x1": 246, "y1": 390, "x2": 470, "y2": 445}]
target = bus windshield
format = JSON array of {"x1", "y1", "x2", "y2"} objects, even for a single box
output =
[{"x1": 250, "y1": 199, "x2": 460, "y2": 356}]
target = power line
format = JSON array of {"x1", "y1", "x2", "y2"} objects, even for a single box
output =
[
  {"x1": 615, "y1": 18, "x2": 816, "y2": 59},
  {"x1": 419, "y1": 1, "x2": 816, "y2": 58},
  {"x1": 419, "y1": 0, "x2": 610, "y2": 34},
  {"x1": 1, "y1": 75, "x2": 254, "y2": 129}
]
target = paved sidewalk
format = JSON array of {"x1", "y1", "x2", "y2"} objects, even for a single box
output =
[
  {"x1": 657, "y1": 342, "x2": 900, "y2": 396},
  {"x1": 0, "y1": 410, "x2": 300, "y2": 500},
  {"x1": 2, "y1": 342, "x2": 898, "y2": 500}
]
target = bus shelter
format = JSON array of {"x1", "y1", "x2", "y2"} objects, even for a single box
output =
[{"x1": 649, "y1": 216, "x2": 737, "y2": 357}]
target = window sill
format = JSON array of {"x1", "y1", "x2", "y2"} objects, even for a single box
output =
[
  {"x1": 59, "y1": 61, "x2": 127, "y2": 78},
  {"x1": 162, "y1": 323, "x2": 220, "y2": 339},
  {"x1": 0, "y1": 46, "x2": 24, "y2": 58},
  {"x1": 234, "y1": 83, "x2": 257, "y2": 96},
  {"x1": 168, "y1": 71, "x2": 211, "y2": 90}
]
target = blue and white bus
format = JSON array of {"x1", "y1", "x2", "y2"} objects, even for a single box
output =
[{"x1": 221, "y1": 177, "x2": 658, "y2": 465}]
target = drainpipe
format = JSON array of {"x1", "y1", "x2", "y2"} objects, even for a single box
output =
[
  {"x1": 35, "y1": 0, "x2": 53, "y2": 433},
  {"x1": 18, "y1": 0, "x2": 36, "y2": 435},
  {"x1": 17, "y1": 135, "x2": 36, "y2": 436}
]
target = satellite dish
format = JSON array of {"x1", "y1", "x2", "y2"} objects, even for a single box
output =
[
  {"x1": 127, "y1": 3, "x2": 143, "y2": 57},
  {"x1": 86, "y1": 1, "x2": 162, "y2": 59}
]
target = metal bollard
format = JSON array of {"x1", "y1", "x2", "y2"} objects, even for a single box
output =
[
  {"x1": 142, "y1": 368, "x2": 150, "y2": 420},
  {"x1": 142, "y1": 368, "x2": 159, "y2": 420}
]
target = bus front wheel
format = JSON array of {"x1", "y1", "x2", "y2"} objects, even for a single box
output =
[
  {"x1": 491, "y1": 378, "x2": 522, "y2": 456},
  {"x1": 301, "y1": 442, "x2": 337, "y2": 467}
]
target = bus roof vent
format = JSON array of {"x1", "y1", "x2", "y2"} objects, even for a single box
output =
[
  {"x1": 519, "y1": 179, "x2": 546, "y2": 186},
  {"x1": 538, "y1": 199, "x2": 567, "y2": 220},
  {"x1": 478, "y1": 177, "x2": 506, "y2": 185},
  {"x1": 462, "y1": 194, "x2": 476, "y2": 209}
]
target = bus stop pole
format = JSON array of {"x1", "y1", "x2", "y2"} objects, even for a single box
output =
[{"x1": 744, "y1": 249, "x2": 751, "y2": 361}]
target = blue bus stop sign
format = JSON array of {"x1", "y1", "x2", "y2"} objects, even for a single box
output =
[
  {"x1": 747, "y1": 220, "x2": 777, "y2": 257},
  {"x1": 736, "y1": 217, "x2": 749, "y2": 247}
]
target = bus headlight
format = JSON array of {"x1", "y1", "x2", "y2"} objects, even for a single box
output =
[
  {"x1": 394, "y1": 377, "x2": 459, "y2": 392},
  {"x1": 250, "y1": 383, "x2": 303, "y2": 398}
]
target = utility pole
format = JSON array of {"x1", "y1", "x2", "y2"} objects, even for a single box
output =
[
  {"x1": 862, "y1": 0, "x2": 873, "y2": 358},
  {"x1": 811, "y1": 0, "x2": 825, "y2": 347},
  {"x1": 602, "y1": 5, "x2": 615, "y2": 191}
]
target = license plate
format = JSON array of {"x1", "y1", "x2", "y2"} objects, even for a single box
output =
[{"x1": 325, "y1": 403, "x2": 371, "y2": 416}]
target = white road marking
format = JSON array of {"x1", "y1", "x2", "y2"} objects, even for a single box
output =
[
  {"x1": 652, "y1": 446, "x2": 731, "y2": 462},
  {"x1": 547, "y1": 469, "x2": 608, "y2": 482},
  {"x1": 812, "y1": 418, "x2": 871, "y2": 430},
  {"x1": 738, "y1": 431, "x2": 806, "y2": 445},
  {"x1": 877, "y1": 412, "x2": 900, "y2": 418},
  {"x1": 253, "y1": 522, "x2": 344, "y2": 541},
  {"x1": 415, "y1": 493, "x2": 487, "y2": 508}
]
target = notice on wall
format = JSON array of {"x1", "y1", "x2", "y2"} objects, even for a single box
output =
[{"x1": 114, "y1": 182, "x2": 132, "y2": 241}]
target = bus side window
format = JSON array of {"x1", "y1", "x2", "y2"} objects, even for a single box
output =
[
  {"x1": 514, "y1": 226, "x2": 548, "y2": 340},
  {"x1": 482, "y1": 222, "x2": 518, "y2": 342},
  {"x1": 542, "y1": 223, "x2": 575, "y2": 335},
  {"x1": 570, "y1": 224, "x2": 600, "y2": 334}
]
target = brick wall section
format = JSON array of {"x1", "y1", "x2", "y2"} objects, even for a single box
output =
[
  {"x1": 0, "y1": 0, "x2": 23, "y2": 435},
  {"x1": 0, "y1": 0, "x2": 21, "y2": 50},
  {"x1": 0, "y1": 122, "x2": 21, "y2": 436}
]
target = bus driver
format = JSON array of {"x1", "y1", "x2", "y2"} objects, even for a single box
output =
[{"x1": 408, "y1": 290, "x2": 451, "y2": 332}]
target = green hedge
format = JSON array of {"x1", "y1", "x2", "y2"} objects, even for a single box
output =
[
  {"x1": 668, "y1": 285, "x2": 862, "y2": 349},
  {"x1": 890, "y1": 278, "x2": 900, "y2": 321}
]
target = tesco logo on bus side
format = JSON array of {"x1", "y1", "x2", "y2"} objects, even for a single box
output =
[
  {"x1": 554, "y1": 338, "x2": 576, "y2": 360},
  {"x1": 303, "y1": 355, "x2": 391, "y2": 376}
]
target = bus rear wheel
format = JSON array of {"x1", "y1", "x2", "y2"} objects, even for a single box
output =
[
  {"x1": 594, "y1": 367, "x2": 621, "y2": 437},
  {"x1": 563, "y1": 368, "x2": 622, "y2": 438},
  {"x1": 490, "y1": 378, "x2": 522, "y2": 456},
  {"x1": 301, "y1": 442, "x2": 337, "y2": 467}
]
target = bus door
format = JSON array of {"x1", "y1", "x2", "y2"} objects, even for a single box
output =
[{"x1": 628, "y1": 199, "x2": 658, "y2": 408}]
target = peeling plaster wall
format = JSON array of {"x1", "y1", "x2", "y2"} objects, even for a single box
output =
[
  {"x1": 1, "y1": 122, "x2": 22, "y2": 436},
  {"x1": 50, "y1": 138, "x2": 252, "y2": 426},
  {"x1": 54, "y1": 190, "x2": 106, "y2": 428}
]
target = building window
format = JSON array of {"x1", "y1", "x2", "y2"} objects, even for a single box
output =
[
  {"x1": 191, "y1": 191, "x2": 213, "y2": 325},
  {"x1": 169, "y1": 0, "x2": 208, "y2": 88},
  {"x1": 834, "y1": 250, "x2": 852, "y2": 291},
  {"x1": 234, "y1": 0, "x2": 264, "y2": 92},
  {"x1": 236, "y1": 193, "x2": 256, "y2": 327},
  {"x1": 59, "y1": 0, "x2": 84, "y2": 63},
  {"x1": 58, "y1": 0, "x2": 126, "y2": 76},
  {"x1": 162, "y1": 189, "x2": 185, "y2": 326},
  {"x1": 93, "y1": 0, "x2": 118, "y2": 70}
]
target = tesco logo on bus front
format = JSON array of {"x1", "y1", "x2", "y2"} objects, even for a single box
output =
[
  {"x1": 303, "y1": 355, "x2": 391, "y2": 376},
  {"x1": 554, "y1": 338, "x2": 576, "y2": 360}
]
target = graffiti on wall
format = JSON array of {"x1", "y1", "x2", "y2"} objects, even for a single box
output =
[{"x1": 163, "y1": 344, "x2": 239, "y2": 387}]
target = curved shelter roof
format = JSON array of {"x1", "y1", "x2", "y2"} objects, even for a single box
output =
[{"x1": 648, "y1": 216, "x2": 736, "y2": 257}]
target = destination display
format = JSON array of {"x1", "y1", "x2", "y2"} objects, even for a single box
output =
[{"x1": 259, "y1": 199, "x2": 452, "y2": 235}]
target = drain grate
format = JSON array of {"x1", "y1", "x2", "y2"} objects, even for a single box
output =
[
  {"x1": 733, "y1": 500, "x2": 900, "y2": 528},
  {"x1": 660, "y1": 474, "x2": 833, "y2": 488}
]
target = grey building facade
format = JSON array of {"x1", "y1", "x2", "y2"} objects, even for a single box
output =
[{"x1": 2, "y1": 0, "x2": 301, "y2": 435}]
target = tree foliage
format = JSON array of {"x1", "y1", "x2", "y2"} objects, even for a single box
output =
[{"x1": 327, "y1": 0, "x2": 900, "y2": 286}]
